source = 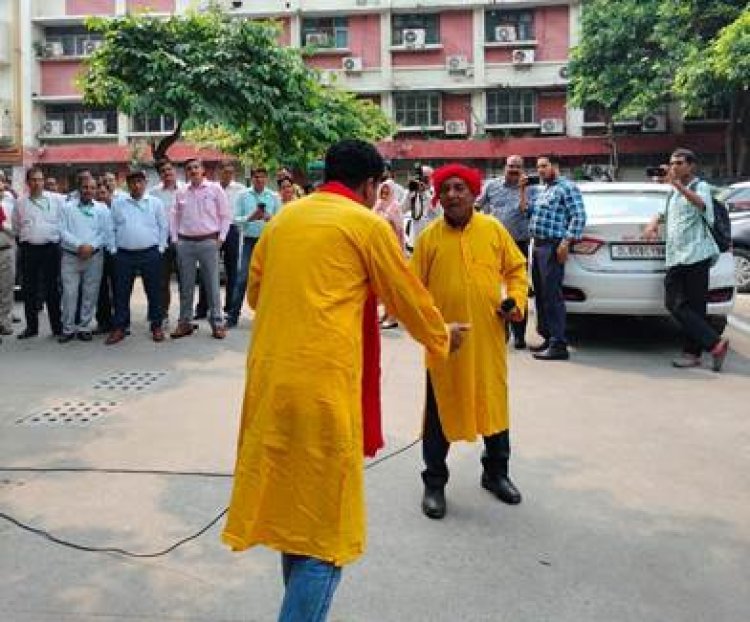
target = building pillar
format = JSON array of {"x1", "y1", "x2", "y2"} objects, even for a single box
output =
[
  {"x1": 471, "y1": 7, "x2": 485, "y2": 137},
  {"x1": 566, "y1": 1, "x2": 583, "y2": 137}
]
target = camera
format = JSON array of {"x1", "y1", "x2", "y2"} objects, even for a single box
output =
[
  {"x1": 408, "y1": 163, "x2": 427, "y2": 193},
  {"x1": 646, "y1": 165, "x2": 668, "y2": 178}
]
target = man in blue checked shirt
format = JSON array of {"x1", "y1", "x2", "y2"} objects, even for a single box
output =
[
  {"x1": 527, "y1": 154, "x2": 586, "y2": 361},
  {"x1": 106, "y1": 169, "x2": 169, "y2": 345}
]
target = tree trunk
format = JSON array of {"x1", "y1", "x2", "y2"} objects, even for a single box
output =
[
  {"x1": 150, "y1": 119, "x2": 184, "y2": 164},
  {"x1": 737, "y1": 91, "x2": 750, "y2": 177},
  {"x1": 605, "y1": 113, "x2": 619, "y2": 180},
  {"x1": 726, "y1": 95, "x2": 736, "y2": 177}
]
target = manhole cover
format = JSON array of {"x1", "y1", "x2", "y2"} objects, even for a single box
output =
[
  {"x1": 15, "y1": 400, "x2": 118, "y2": 426},
  {"x1": 93, "y1": 371, "x2": 168, "y2": 392}
]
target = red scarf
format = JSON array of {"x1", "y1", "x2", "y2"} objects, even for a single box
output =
[{"x1": 317, "y1": 182, "x2": 384, "y2": 457}]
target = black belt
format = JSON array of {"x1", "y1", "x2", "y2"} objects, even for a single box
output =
[
  {"x1": 533, "y1": 238, "x2": 562, "y2": 246},
  {"x1": 64, "y1": 248, "x2": 100, "y2": 256},
  {"x1": 118, "y1": 245, "x2": 158, "y2": 253}
]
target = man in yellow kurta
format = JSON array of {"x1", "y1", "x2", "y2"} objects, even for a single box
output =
[
  {"x1": 411, "y1": 163, "x2": 529, "y2": 520},
  {"x1": 222, "y1": 140, "x2": 469, "y2": 621}
]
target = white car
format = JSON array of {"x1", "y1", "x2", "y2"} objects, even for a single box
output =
[{"x1": 561, "y1": 182, "x2": 736, "y2": 322}]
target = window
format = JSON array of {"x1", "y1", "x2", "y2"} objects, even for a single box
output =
[
  {"x1": 132, "y1": 113, "x2": 176, "y2": 133},
  {"x1": 392, "y1": 14, "x2": 440, "y2": 46},
  {"x1": 44, "y1": 26, "x2": 103, "y2": 57},
  {"x1": 393, "y1": 92, "x2": 441, "y2": 128},
  {"x1": 301, "y1": 17, "x2": 348, "y2": 49},
  {"x1": 583, "y1": 103, "x2": 639, "y2": 124},
  {"x1": 485, "y1": 10, "x2": 535, "y2": 42},
  {"x1": 44, "y1": 105, "x2": 117, "y2": 135},
  {"x1": 486, "y1": 90, "x2": 536, "y2": 125}
]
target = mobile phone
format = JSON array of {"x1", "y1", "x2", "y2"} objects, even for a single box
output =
[{"x1": 257, "y1": 202, "x2": 266, "y2": 212}]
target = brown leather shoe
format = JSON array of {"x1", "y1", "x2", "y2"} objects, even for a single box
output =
[
  {"x1": 152, "y1": 326, "x2": 165, "y2": 343},
  {"x1": 170, "y1": 322, "x2": 195, "y2": 339},
  {"x1": 211, "y1": 325, "x2": 227, "y2": 340},
  {"x1": 105, "y1": 329, "x2": 126, "y2": 346}
]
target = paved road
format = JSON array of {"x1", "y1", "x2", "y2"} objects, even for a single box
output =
[{"x1": 1, "y1": 294, "x2": 749, "y2": 622}]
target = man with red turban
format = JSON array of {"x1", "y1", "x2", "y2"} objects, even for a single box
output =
[{"x1": 411, "y1": 163, "x2": 529, "y2": 519}]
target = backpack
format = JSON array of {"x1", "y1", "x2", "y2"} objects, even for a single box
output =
[
  {"x1": 687, "y1": 180, "x2": 731, "y2": 253},
  {"x1": 706, "y1": 189, "x2": 732, "y2": 253}
]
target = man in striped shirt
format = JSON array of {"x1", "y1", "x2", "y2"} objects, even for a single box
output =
[{"x1": 528, "y1": 155, "x2": 586, "y2": 361}]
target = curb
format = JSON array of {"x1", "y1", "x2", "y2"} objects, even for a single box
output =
[{"x1": 728, "y1": 314, "x2": 750, "y2": 336}]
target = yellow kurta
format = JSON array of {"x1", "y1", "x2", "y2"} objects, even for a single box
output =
[
  {"x1": 411, "y1": 213, "x2": 528, "y2": 442},
  {"x1": 222, "y1": 190, "x2": 449, "y2": 566}
]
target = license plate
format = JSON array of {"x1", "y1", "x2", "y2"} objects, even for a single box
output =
[{"x1": 610, "y1": 243, "x2": 665, "y2": 260}]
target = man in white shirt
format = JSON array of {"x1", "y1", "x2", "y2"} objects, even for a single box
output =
[
  {"x1": 59, "y1": 176, "x2": 113, "y2": 343},
  {"x1": 150, "y1": 159, "x2": 185, "y2": 322},
  {"x1": 13, "y1": 166, "x2": 64, "y2": 339},
  {"x1": 106, "y1": 170, "x2": 168, "y2": 345},
  {"x1": 0, "y1": 171, "x2": 16, "y2": 337}
]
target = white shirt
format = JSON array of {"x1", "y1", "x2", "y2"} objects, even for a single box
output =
[
  {"x1": 221, "y1": 180, "x2": 247, "y2": 218},
  {"x1": 13, "y1": 192, "x2": 64, "y2": 244},
  {"x1": 149, "y1": 181, "x2": 186, "y2": 222}
]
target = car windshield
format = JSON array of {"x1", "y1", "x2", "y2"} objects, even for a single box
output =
[
  {"x1": 581, "y1": 191, "x2": 668, "y2": 218},
  {"x1": 719, "y1": 187, "x2": 750, "y2": 211}
]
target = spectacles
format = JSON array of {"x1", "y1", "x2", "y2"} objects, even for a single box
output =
[{"x1": 669, "y1": 160, "x2": 687, "y2": 166}]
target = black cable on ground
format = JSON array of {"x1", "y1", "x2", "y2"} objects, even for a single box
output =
[{"x1": 0, "y1": 437, "x2": 420, "y2": 558}]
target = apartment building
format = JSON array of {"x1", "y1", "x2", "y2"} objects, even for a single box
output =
[{"x1": 1, "y1": 0, "x2": 729, "y2": 186}]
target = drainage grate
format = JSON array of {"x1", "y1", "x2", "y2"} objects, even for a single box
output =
[
  {"x1": 93, "y1": 371, "x2": 168, "y2": 392},
  {"x1": 15, "y1": 400, "x2": 118, "y2": 427}
]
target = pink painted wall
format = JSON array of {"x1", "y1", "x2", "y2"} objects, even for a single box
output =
[
  {"x1": 348, "y1": 14, "x2": 381, "y2": 68},
  {"x1": 278, "y1": 17, "x2": 291, "y2": 47},
  {"x1": 306, "y1": 55, "x2": 346, "y2": 70},
  {"x1": 126, "y1": 0, "x2": 175, "y2": 13},
  {"x1": 442, "y1": 93, "x2": 471, "y2": 125},
  {"x1": 41, "y1": 61, "x2": 84, "y2": 97},
  {"x1": 66, "y1": 0, "x2": 116, "y2": 15},
  {"x1": 537, "y1": 94, "x2": 566, "y2": 119},
  {"x1": 485, "y1": 5, "x2": 569, "y2": 64},
  {"x1": 392, "y1": 10, "x2": 473, "y2": 67}
]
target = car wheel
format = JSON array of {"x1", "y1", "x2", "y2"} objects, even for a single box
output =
[{"x1": 734, "y1": 247, "x2": 750, "y2": 293}]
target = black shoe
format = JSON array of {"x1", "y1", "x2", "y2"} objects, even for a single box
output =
[
  {"x1": 193, "y1": 312, "x2": 207, "y2": 320},
  {"x1": 533, "y1": 345, "x2": 570, "y2": 361},
  {"x1": 17, "y1": 329, "x2": 39, "y2": 340},
  {"x1": 528, "y1": 340, "x2": 549, "y2": 353},
  {"x1": 481, "y1": 473, "x2": 522, "y2": 505},
  {"x1": 77, "y1": 331, "x2": 93, "y2": 342},
  {"x1": 57, "y1": 333, "x2": 75, "y2": 344},
  {"x1": 421, "y1": 487, "x2": 446, "y2": 519},
  {"x1": 513, "y1": 338, "x2": 527, "y2": 350}
]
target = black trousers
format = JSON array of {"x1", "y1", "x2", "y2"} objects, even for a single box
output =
[
  {"x1": 95, "y1": 251, "x2": 115, "y2": 331},
  {"x1": 509, "y1": 239, "x2": 529, "y2": 343},
  {"x1": 422, "y1": 373, "x2": 510, "y2": 490},
  {"x1": 160, "y1": 243, "x2": 179, "y2": 319},
  {"x1": 113, "y1": 247, "x2": 163, "y2": 331},
  {"x1": 664, "y1": 258, "x2": 720, "y2": 355},
  {"x1": 20, "y1": 242, "x2": 61, "y2": 335},
  {"x1": 197, "y1": 224, "x2": 239, "y2": 315},
  {"x1": 531, "y1": 239, "x2": 567, "y2": 347}
]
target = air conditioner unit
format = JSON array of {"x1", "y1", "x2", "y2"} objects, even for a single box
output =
[
  {"x1": 559, "y1": 65, "x2": 569, "y2": 80},
  {"x1": 444, "y1": 120, "x2": 468, "y2": 136},
  {"x1": 512, "y1": 49, "x2": 535, "y2": 66},
  {"x1": 83, "y1": 118, "x2": 106, "y2": 136},
  {"x1": 42, "y1": 119, "x2": 64, "y2": 136},
  {"x1": 446, "y1": 55, "x2": 469, "y2": 73},
  {"x1": 494, "y1": 25, "x2": 517, "y2": 43},
  {"x1": 540, "y1": 118, "x2": 565, "y2": 135},
  {"x1": 305, "y1": 32, "x2": 330, "y2": 46},
  {"x1": 402, "y1": 28, "x2": 426, "y2": 49},
  {"x1": 641, "y1": 113, "x2": 667, "y2": 133},
  {"x1": 44, "y1": 41, "x2": 65, "y2": 57},
  {"x1": 342, "y1": 56, "x2": 363, "y2": 73},
  {"x1": 83, "y1": 40, "x2": 102, "y2": 55}
]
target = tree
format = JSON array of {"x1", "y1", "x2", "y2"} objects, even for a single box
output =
[
  {"x1": 81, "y1": 8, "x2": 395, "y2": 168},
  {"x1": 568, "y1": 0, "x2": 668, "y2": 177},
  {"x1": 569, "y1": 0, "x2": 749, "y2": 177}
]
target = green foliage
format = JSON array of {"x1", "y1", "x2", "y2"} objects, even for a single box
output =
[{"x1": 82, "y1": 8, "x2": 395, "y2": 167}]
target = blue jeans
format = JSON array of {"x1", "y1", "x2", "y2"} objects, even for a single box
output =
[
  {"x1": 113, "y1": 247, "x2": 163, "y2": 330},
  {"x1": 228, "y1": 236, "x2": 258, "y2": 321},
  {"x1": 531, "y1": 240, "x2": 567, "y2": 347},
  {"x1": 278, "y1": 554, "x2": 342, "y2": 622}
]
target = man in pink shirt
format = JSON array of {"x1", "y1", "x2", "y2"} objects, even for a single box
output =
[{"x1": 170, "y1": 158, "x2": 231, "y2": 339}]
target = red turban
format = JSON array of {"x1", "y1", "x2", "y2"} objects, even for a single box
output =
[{"x1": 431, "y1": 163, "x2": 482, "y2": 206}]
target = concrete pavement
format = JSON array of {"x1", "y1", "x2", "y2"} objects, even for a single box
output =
[{"x1": 1, "y1": 292, "x2": 749, "y2": 621}]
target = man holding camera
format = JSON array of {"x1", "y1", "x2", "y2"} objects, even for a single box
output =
[
  {"x1": 478, "y1": 155, "x2": 539, "y2": 349},
  {"x1": 643, "y1": 148, "x2": 729, "y2": 371},
  {"x1": 402, "y1": 164, "x2": 439, "y2": 247},
  {"x1": 226, "y1": 166, "x2": 280, "y2": 327}
]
